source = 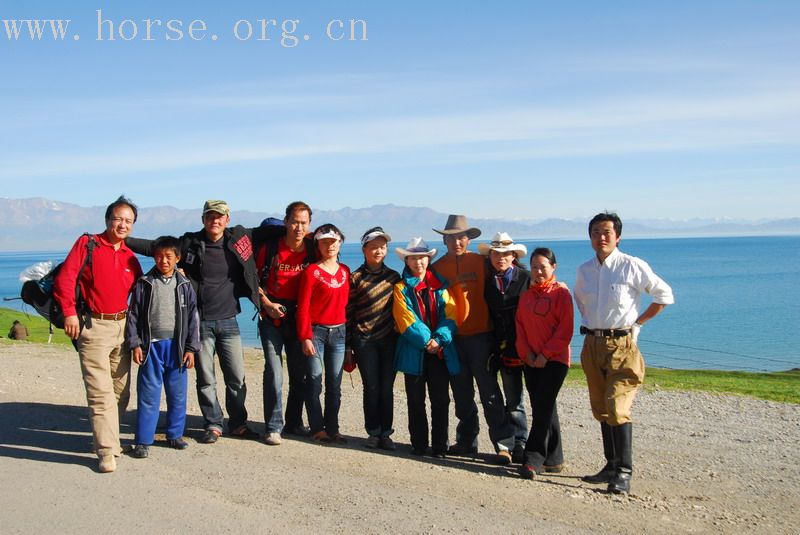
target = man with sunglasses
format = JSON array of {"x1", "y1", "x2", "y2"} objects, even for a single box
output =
[{"x1": 432, "y1": 215, "x2": 515, "y2": 464}]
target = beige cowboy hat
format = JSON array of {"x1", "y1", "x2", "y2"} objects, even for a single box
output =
[
  {"x1": 477, "y1": 232, "x2": 528, "y2": 259},
  {"x1": 432, "y1": 214, "x2": 481, "y2": 239},
  {"x1": 395, "y1": 237, "x2": 438, "y2": 260}
]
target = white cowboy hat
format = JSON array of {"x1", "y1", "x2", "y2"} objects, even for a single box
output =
[
  {"x1": 477, "y1": 232, "x2": 528, "y2": 259},
  {"x1": 395, "y1": 237, "x2": 437, "y2": 260}
]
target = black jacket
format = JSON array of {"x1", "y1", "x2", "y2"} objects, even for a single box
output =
[
  {"x1": 125, "y1": 268, "x2": 200, "y2": 363},
  {"x1": 484, "y1": 264, "x2": 531, "y2": 359}
]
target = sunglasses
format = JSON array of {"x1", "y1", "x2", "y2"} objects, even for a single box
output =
[{"x1": 491, "y1": 240, "x2": 514, "y2": 247}]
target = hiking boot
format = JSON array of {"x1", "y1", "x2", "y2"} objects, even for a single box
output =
[
  {"x1": 496, "y1": 450, "x2": 513, "y2": 466},
  {"x1": 98, "y1": 455, "x2": 117, "y2": 473},
  {"x1": 447, "y1": 443, "x2": 478, "y2": 456},
  {"x1": 283, "y1": 425, "x2": 312, "y2": 437},
  {"x1": 364, "y1": 436, "x2": 381, "y2": 449},
  {"x1": 264, "y1": 432, "x2": 282, "y2": 446},
  {"x1": 312, "y1": 431, "x2": 331, "y2": 443},
  {"x1": 167, "y1": 438, "x2": 189, "y2": 450},
  {"x1": 518, "y1": 464, "x2": 536, "y2": 480},
  {"x1": 130, "y1": 445, "x2": 149, "y2": 459},
  {"x1": 379, "y1": 436, "x2": 397, "y2": 451},
  {"x1": 199, "y1": 429, "x2": 221, "y2": 444},
  {"x1": 541, "y1": 463, "x2": 564, "y2": 474},
  {"x1": 229, "y1": 425, "x2": 259, "y2": 440}
]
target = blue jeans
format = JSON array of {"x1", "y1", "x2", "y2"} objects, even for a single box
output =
[
  {"x1": 197, "y1": 317, "x2": 248, "y2": 433},
  {"x1": 450, "y1": 332, "x2": 514, "y2": 451},
  {"x1": 135, "y1": 339, "x2": 188, "y2": 444},
  {"x1": 305, "y1": 324, "x2": 346, "y2": 435},
  {"x1": 500, "y1": 365, "x2": 528, "y2": 448},
  {"x1": 354, "y1": 334, "x2": 397, "y2": 438},
  {"x1": 259, "y1": 319, "x2": 307, "y2": 433}
]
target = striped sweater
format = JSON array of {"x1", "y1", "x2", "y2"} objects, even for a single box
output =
[{"x1": 346, "y1": 263, "x2": 402, "y2": 348}]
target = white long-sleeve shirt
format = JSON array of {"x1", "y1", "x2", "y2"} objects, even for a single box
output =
[{"x1": 574, "y1": 248, "x2": 674, "y2": 330}]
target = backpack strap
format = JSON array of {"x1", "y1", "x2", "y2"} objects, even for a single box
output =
[{"x1": 75, "y1": 233, "x2": 96, "y2": 329}]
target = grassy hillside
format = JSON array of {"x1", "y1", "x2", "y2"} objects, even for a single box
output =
[{"x1": 0, "y1": 307, "x2": 73, "y2": 347}]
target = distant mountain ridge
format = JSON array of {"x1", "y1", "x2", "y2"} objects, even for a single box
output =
[{"x1": 1, "y1": 197, "x2": 798, "y2": 251}]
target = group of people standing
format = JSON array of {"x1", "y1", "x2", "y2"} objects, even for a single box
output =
[{"x1": 53, "y1": 196, "x2": 673, "y2": 496}]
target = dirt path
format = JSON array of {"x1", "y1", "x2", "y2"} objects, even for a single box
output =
[{"x1": 1, "y1": 341, "x2": 798, "y2": 534}]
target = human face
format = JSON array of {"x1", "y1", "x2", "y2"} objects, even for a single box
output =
[
  {"x1": 317, "y1": 237, "x2": 341, "y2": 260},
  {"x1": 405, "y1": 254, "x2": 429, "y2": 278},
  {"x1": 590, "y1": 220, "x2": 620, "y2": 262},
  {"x1": 363, "y1": 237, "x2": 387, "y2": 269},
  {"x1": 105, "y1": 205, "x2": 135, "y2": 244},
  {"x1": 203, "y1": 211, "x2": 230, "y2": 241},
  {"x1": 154, "y1": 248, "x2": 180, "y2": 277},
  {"x1": 530, "y1": 254, "x2": 556, "y2": 285},
  {"x1": 490, "y1": 250, "x2": 515, "y2": 273},
  {"x1": 285, "y1": 209, "x2": 311, "y2": 244},
  {"x1": 444, "y1": 233, "x2": 469, "y2": 256}
]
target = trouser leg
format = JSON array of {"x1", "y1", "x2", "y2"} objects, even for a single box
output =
[{"x1": 427, "y1": 354, "x2": 451, "y2": 454}]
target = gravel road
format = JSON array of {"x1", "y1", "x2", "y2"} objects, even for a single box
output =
[{"x1": 1, "y1": 341, "x2": 797, "y2": 534}]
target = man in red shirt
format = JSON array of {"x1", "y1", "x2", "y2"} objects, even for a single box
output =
[
  {"x1": 255, "y1": 201, "x2": 316, "y2": 444},
  {"x1": 55, "y1": 196, "x2": 143, "y2": 473}
]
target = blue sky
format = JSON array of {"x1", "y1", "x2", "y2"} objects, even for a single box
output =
[{"x1": 1, "y1": 1, "x2": 798, "y2": 220}]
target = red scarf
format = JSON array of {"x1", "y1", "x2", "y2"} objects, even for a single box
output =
[
  {"x1": 413, "y1": 270, "x2": 441, "y2": 328},
  {"x1": 530, "y1": 275, "x2": 557, "y2": 296}
]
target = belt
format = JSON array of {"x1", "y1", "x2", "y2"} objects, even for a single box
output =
[
  {"x1": 91, "y1": 311, "x2": 127, "y2": 321},
  {"x1": 580, "y1": 326, "x2": 630, "y2": 338}
]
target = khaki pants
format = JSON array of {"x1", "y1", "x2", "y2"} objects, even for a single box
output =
[
  {"x1": 580, "y1": 334, "x2": 644, "y2": 426},
  {"x1": 77, "y1": 318, "x2": 131, "y2": 457}
]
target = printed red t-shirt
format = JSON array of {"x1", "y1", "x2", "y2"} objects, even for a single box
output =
[{"x1": 265, "y1": 241, "x2": 309, "y2": 300}]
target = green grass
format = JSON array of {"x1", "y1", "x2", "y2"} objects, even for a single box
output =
[
  {"x1": 0, "y1": 306, "x2": 73, "y2": 347},
  {"x1": 564, "y1": 365, "x2": 799, "y2": 404}
]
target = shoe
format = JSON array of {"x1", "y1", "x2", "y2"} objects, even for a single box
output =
[
  {"x1": 411, "y1": 447, "x2": 426, "y2": 456},
  {"x1": 496, "y1": 450, "x2": 512, "y2": 466},
  {"x1": 283, "y1": 425, "x2": 312, "y2": 437},
  {"x1": 582, "y1": 422, "x2": 616, "y2": 483},
  {"x1": 329, "y1": 433, "x2": 348, "y2": 445},
  {"x1": 431, "y1": 450, "x2": 446, "y2": 459},
  {"x1": 379, "y1": 436, "x2": 397, "y2": 451},
  {"x1": 518, "y1": 464, "x2": 536, "y2": 480},
  {"x1": 200, "y1": 429, "x2": 221, "y2": 444},
  {"x1": 98, "y1": 455, "x2": 117, "y2": 473},
  {"x1": 364, "y1": 436, "x2": 380, "y2": 449},
  {"x1": 230, "y1": 425, "x2": 259, "y2": 440},
  {"x1": 312, "y1": 431, "x2": 331, "y2": 443},
  {"x1": 130, "y1": 444, "x2": 149, "y2": 458},
  {"x1": 448, "y1": 443, "x2": 478, "y2": 456},
  {"x1": 607, "y1": 423, "x2": 633, "y2": 494},
  {"x1": 512, "y1": 444, "x2": 526, "y2": 464},
  {"x1": 264, "y1": 432, "x2": 282, "y2": 446},
  {"x1": 167, "y1": 438, "x2": 189, "y2": 450},
  {"x1": 541, "y1": 463, "x2": 564, "y2": 474}
]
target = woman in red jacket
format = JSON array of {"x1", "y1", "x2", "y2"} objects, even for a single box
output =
[
  {"x1": 515, "y1": 247, "x2": 574, "y2": 478},
  {"x1": 297, "y1": 224, "x2": 350, "y2": 443}
]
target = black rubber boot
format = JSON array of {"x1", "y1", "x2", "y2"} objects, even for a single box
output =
[
  {"x1": 582, "y1": 422, "x2": 616, "y2": 484},
  {"x1": 607, "y1": 423, "x2": 633, "y2": 494}
]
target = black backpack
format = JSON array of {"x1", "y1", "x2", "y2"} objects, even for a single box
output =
[{"x1": 20, "y1": 234, "x2": 96, "y2": 329}]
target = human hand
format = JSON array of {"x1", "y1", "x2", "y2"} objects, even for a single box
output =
[
  {"x1": 132, "y1": 346, "x2": 144, "y2": 365},
  {"x1": 183, "y1": 351, "x2": 195, "y2": 369},
  {"x1": 302, "y1": 339, "x2": 316, "y2": 356},
  {"x1": 533, "y1": 354, "x2": 548, "y2": 368},
  {"x1": 63, "y1": 315, "x2": 80, "y2": 340},
  {"x1": 425, "y1": 339, "x2": 440, "y2": 354}
]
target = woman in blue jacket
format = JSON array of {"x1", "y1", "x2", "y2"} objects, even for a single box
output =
[{"x1": 392, "y1": 237, "x2": 459, "y2": 458}]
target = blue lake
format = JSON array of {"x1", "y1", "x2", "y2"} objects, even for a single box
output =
[{"x1": 2, "y1": 235, "x2": 798, "y2": 372}]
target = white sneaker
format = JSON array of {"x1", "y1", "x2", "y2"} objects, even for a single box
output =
[{"x1": 264, "y1": 432, "x2": 282, "y2": 446}]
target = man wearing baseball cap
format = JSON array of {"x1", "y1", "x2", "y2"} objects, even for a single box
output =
[{"x1": 128, "y1": 200, "x2": 284, "y2": 444}]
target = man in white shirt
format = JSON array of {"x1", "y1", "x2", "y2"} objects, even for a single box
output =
[{"x1": 573, "y1": 212, "x2": 674, "y2": 494}]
